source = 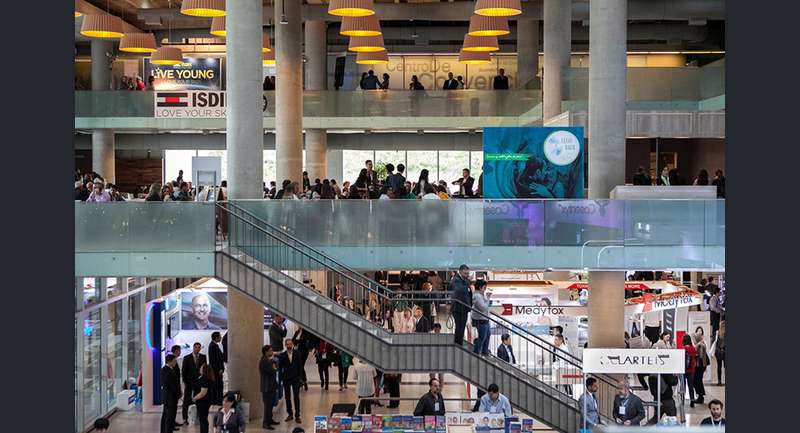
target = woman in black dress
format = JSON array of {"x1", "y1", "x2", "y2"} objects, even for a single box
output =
[{"x1": 192, "y1": 364, "x2": 215, "y2": 433}]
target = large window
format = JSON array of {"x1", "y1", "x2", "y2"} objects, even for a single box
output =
[
  {"x1": 406, "y1": 151, "x2": 438, "y2": 183},
  {"x1": 439, "y1": 151, "x2": 470, "y2": 194},
  {"x1": 343, "y1": 150, "x2": 375, "y2": 185}
]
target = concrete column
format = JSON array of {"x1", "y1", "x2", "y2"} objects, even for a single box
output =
[
  {"x1": 276, "y1": 0, "x2": 304, "y2": 184},
  {"x1": 304, "y1": 20, "x2": 328, "y2": 180},
  {"x1": 327, "y1": 148, "x2": 344, "y2": 183},
  {"x1": 587, "y1": 271, "x2": 625, "y2": 348},
  {"x1": 225, "y1": 0, "x2": 265, "y2": 421},
  {"x1": 92, "y1": 130, "x2": 115, "y2": 183},
  {"x1": 588, "y1": 0, "x2": 627, "y2": 199},
  {"x1": 543, "y1": 0, "x2": 571, "y2": 121},
  {"x1": 226, "y1": 0, "x2": 265, "y2": 200},
  {"x1": 226, "y1": 289, "x2": 264, "y2": 420},
  {"x1": 517, "y1": 19, "x2": 540, "y2": 89},
  {"x1": 91, "y1": 39, "x2": 112, "y2": 91}
]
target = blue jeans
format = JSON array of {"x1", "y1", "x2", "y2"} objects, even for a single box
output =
[{"x1": 473, "y1": 321, "x2": 490, "y2": 355}]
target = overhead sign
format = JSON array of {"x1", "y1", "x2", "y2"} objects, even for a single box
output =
[
  {"x1": 626, "y1": 291, "x2": 702, "y2": 314},
  {"x1": 144, "y1": 57, "x2": 222, "y2": 90},
  {"x1": 567, "y1": 282, "x2": 652, "y2": 291},
  {"x1": 583, "y1": 348, "x2": 686, "y2": 374},
  {"x1": 155, "y1": 91, "x2": 227, "y2": 118},
  {"x1": 496, "y1": 304, "x2": 587, "y2": 317}
]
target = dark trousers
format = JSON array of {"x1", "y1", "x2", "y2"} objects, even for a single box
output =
[
  {"x1": 693, "y1": 366, "x2": 706, "y2": 397},
  {"x1": 181, "y1": 383, "x2": 196, "y2": 421},
  {"x1": 453, "y1": 310, "x2": 468, "y2": 346},
  {"x1": 338, "y1": 366, "x2": 350, "y2": 387},
  {"x1": 357, "y1": 397, "x2": 373, "y2": 414},
  {"x1": 160, "y1": 401, "x2": 177, "y2": 433},
  {"x1": 644, "y1": 326, "x2": 661, "y2": 345},
  {"x1": 683, "y1": 374, "x2": 695, "y2": 402},
  {"x1": 472, "y1": 321, "x2": 490, "y2": 355},
  {"x1": 262, "y1": 391, "x2": 276, "y2": 426},
  {"x1": 385, "y1": 375, "x2": 401, "y2": 408},
  {"x1": 318, "y1": 364, "x2": 330, "y2": 388},
  {"x1": 710, "y1": 313, "x2": 721, "y2": 339},
  {"x1": 472, "y1": 389, "x2": 485, "y2": 412},
  {"x1": 196, "y1": 402, "x2": 211, "y2": 433},
  {"x1": 284, "y1": 381, "x2": 301, "y2": 417},
  {"x1": 716, "y1": 354, "x2": 725, "y2": 384},
  {"x1": 638, "y1": 374, "x2": 650, "y2": 391},
  {"x1": 299, "y1": 350, "x2": 309, "y2": 385},
  {"x1": 213, "y1": 370, "x2": 224, "y2": 405}
]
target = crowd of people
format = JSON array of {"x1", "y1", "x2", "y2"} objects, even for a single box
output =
[
  {"x1": 633, "y1": 166, "x2": 726, "y2": 198},
  {"x1": 356, "y1": 69, "x2": 511, "y2": 91}
]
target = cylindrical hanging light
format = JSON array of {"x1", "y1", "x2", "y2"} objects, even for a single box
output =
[
  {"x1": 80, "y1": 14, "x2": 124, "y2": 38},
  {"x1": 119, "y1": 33, "x2": 158, "y2": 53},
  {"x1": 474, "y1": 0, "x2": 522, "y2": 17},
  {"x1": 181, "y1": 0, "x2": 226, "y2": 17},
  {"x1": 151, "y1": 46, "x2": 184, "y2": 66},
  {"x1": 458, "y1": 49, "x2": 492, "y2": 65},
  {"x1": 328, "y1": 0, "x2": 375, "y2": 17},
  {"x1": 75, "y1": 0, "x2": 82, "y2": 17},
  {"x1": 340, "y1": 15, "x2": 381, "y2": 37},
  {"x1": 348, "y1": 35, "x2": 385, "y2": 52},
  {"x1": 462, "y1": 34, "x2": 499, "y2": 52},
  {"x1": 467, "y1": 14, "x2": 510, "y2": 36},
  {"x1": 263, "y1": 33, "x2": 272, "y2": 53},
  {"x1": 263, "y1": 51, "x2": 276, "y2": 65},
  {"x1": 356, "y1": 51, "x2": 389, "y2": 65},
  {"x1": 210, "y1": 16, "x2": 226, "y2": 37}
]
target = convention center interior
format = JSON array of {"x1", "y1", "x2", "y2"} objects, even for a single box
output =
[{"x1": 73, "y1": 1, "x2": 727, "y2": 433}]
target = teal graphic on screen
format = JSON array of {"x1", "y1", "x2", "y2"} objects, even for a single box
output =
[{"x1": 483, "y1": 127, "x2": 585, "y2": 198}]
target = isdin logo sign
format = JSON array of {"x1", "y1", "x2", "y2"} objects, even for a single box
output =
[{"x1": 543, "y1": 130, "x2": 581, "y2": 166}]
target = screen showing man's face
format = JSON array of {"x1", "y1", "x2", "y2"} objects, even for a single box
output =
[{"x1": 192, "y1": 295, "x2": 211, "y2": 323}]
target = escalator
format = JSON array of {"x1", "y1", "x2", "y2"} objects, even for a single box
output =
[{"x1": 214, "y1": 202, "x2": 615, "y2": 432}]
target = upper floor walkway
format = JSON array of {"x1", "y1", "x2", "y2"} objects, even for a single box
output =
[{"x1": 75, "y1": 199, "x2": 724, "y2": 276}]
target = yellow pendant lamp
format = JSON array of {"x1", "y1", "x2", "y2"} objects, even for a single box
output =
[
  {"x1": 340, "y1": 15, "x2": 381, "y2": 37},
  {"x1": 80, "y1": 14, "x2": 124, "y2": 38},
  {"x1": 120, "y1": 33, "x2": 157, "y2": 53},
  {"x1": 75, "y1": 0, "x2": 82, "y2": 17},
  {"x1": 462, "y1": 34, "x2": 499, "y2": 52},
  {"x1": 328, "y1": 0, "x2": 375, "y2": 18},
  {"x1": 458, "y1": 49, "x2": 491, "y2": 65},
  {"x1": 467, "y1": 14, "x2": 509, "y2": 37},
  {"x1": 151, "y1": 47, "x2": 184, "y2": 66},
  {"x1": 263, "y1": 51, "x2": 276, "y2": 65},
  {"x1": 356, "y1": 51, "x2": 389, "y2": 65},
  {"x1": 263, "y1": 34, "x2": 272, "y2": 53},
  {"x1": 348, "y1": 35, "x2": 385, "y2": 53},
  {"x1": 210, "y1": 16, "x2": 226, "y2": 37},
  {"x1": 181, "y1": 0, "x2": 226, "y2": 18},
  {"x1": 474, "y1": 0, "x2": 522, "y2": 17}
]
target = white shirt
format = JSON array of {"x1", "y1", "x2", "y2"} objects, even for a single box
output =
[
  {"x1": 354, "y1": 362, "x2": 376, "y2": 397},
  {"x1": 422, "y1": 193, "x2": 440, "y2": 200}
]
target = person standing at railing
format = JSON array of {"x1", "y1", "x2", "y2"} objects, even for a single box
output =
[
  {"x1": 472, "y1": 280, "x2": 491, "y2": 356},
  {"x1": 413, "y1": 306, "x2": 431, "y2": 333},
  {"x1": 497, "y1": 334, "x2": 516, "y2": 365},
  {"x1": 86, "y1": 180, "x2": 112, "y2": 202},
  {"x1": 450, "y1": 265, "x2": 473, "y2": 346},
  {"x1": 578, "y1": 378, "x2": 600, "y2": 429},
  {"x1": 493, "y1": 69, "x2": 509, "y2": 90}
]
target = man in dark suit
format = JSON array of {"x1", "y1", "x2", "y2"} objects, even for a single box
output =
[
  {"x1": 279, "y1": 338, "x2": 304, "y2": 423},
  {"x1": 168, "y1": 345, "x2": 182, "y2": 427},
  {"x1": 208, "y1": 332, "x2": 225, "y2": 405},
  {"x1": 160, "y1": 354, "x2": 181, "y2": 433},
  {"x1": 493, "y1": 68, "x2": 509, "y2": 90},
  {"x1": 260, "y1": 345, "x2": 280, "y2": 430},
  {"x1": 612, "y1": 380, "x2": 645, "y2": 426},
  {"x1": 450, "y1": 264, "x2": 472, "y2": 345},
  {"x1": 452, "y1": 168, "x2": 475, "y2": 197},
  {"x1": 443, "y1": 72, "x2": 459, "y2": 90},
  {"x1": 181, "y1": 342, "x2": 207, "y2": 425},
  {"x1": 496, "y1": 334, "x2": 516, "y2": 364},
  {"x1": 269, "y1": 315, "x2": 288, "y2": 352},
  {"x1": 413, "y1": 307, "x2": 431, "y2": 333}
]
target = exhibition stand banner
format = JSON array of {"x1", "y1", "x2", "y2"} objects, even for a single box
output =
[
  {"x1": 313, "y1": 414, "x2": 528, "y2": 433},
  {"x1": 625, "y1": 290, "x2": 702, "y2": 314},
  {"x1": 144, "y1": 57, "x2": 222, "y2": 91},
  {"x1": 154, "y1": 91, "x2": 226, "y2": 118},
  {"x1": 583, "y1": 349, "x2": 686, "y2": 374},
  {"x1": 482, "y1": 127, "x2": 585, "y2": 199}
]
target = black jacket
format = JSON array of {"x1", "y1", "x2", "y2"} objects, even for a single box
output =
[
  {"x1": 443, "y1": 79, "x2": 459, "y2": 90},
  {"x1": 269, "y1": 323, "x2": 287, "y2": 352},
  {"x1": 612, "y1": 393, "x2": 645, "y2": 425},
  {"x1": 181, "y1": 353, "x2": 207, "y2": 386},
  {"x1": 449, "y1": 274, "x2": 472, "y2": 315},
  {"x1": 259, "y1": 356, "x2": 279, "y2": 393},
  {"x1": 455, "y1": 176, "x2": 475, "y2": 196},
  {"x1": 209, "y1": 341, "x2": 225, "y2": 374},
  {"x1": 161, "y1": 365, "x2": 182, "y2": 404},
  {"x1": 493, "y1": 75, "x2": 509, "y2": 90},
  {"x1": 413, "y1": 391, "x2": 446, "y2": 416},
  {"x1": 278, "y1": 349, "x2": 305, "y2": 384},
  {"x1": 415, "y1": 316, "x2": 432, "y2": 333},
  {"x1": 497, "y1": 344, "x2": 516, "y2": 364}
]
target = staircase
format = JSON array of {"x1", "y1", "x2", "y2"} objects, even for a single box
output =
[{"x1": 213, "y1": 202, "x2": 615, "y2": 432}]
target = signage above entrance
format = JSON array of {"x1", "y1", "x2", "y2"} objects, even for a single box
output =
[{"x1": 583, "y1": 348, "x2": 686, "y2": 374}]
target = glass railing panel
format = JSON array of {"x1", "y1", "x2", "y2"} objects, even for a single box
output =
[
  {"x1": 624, "y1": 200, "x2": 707, "y2": 246},
  {"x1": 75, "y1": 203, "x2": 131, "y2": 252},
  {"x1": 75, "y1": 91, "x2": 154, "y2": 118}
]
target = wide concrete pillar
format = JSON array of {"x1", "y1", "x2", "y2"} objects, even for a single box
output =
[
  {"x1": 91, "y1": 130, "x2": 115, "y2": 183},
  {"x1": 276, "y1": 0, "x2": 304, "y2": 184},
  {"x1": 304, "y1": 20, "x2": 328, "y2": 180},
  {"x1": 517, "y1": 19, "x2": 540, "y2": 89},
  {"x1": 543, "y1": 0, "x2": 571, "y2": 121},
  {"x1": 226, "y1": 290, "x2": 264, "y2": 420},
  {"x1": 588, "y1": 0, "x2": 627, "y2": 199},
  {"x1": 587, "y1": 271, "x2": 625, "y2": 348},
  {"x1": 225, "y1": 0, "x2": 265, "y2": 421},
  {"x1": 91, "y1": 40, "x2": 115, "y2": 182}
]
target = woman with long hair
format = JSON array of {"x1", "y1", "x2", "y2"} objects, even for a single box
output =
[
  {"x1": 693, "y1": 169, "x2": 710, "y2": 185},
  {"x1": 682, "y1": 334, "x2": 697, "y2": 408},
  {"x1": 412, "y1": 169, "x2": 430, "y2": 197},
  {"x1": 192, "y1": 364, "x2": 216, "y2": 433},
  {"x1": 692, "y1": 329, "x2": 709, "y2": 404},
  {"x1": 145, "y1": 183, "x2": 162, "y2": 201}
]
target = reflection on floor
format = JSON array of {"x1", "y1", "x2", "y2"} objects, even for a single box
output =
[{"x1": 101, "y1": 366, "x2": 725, "y2": 433}]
